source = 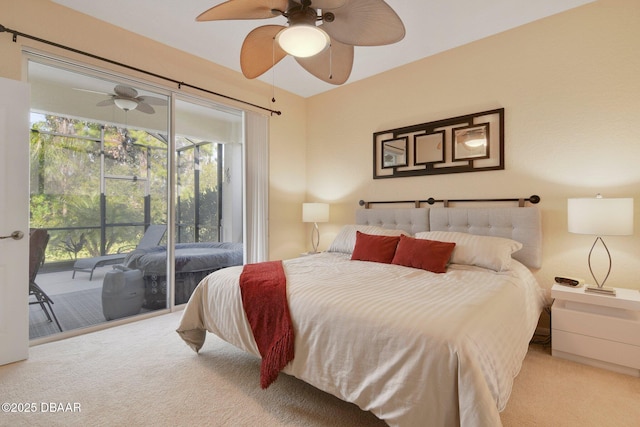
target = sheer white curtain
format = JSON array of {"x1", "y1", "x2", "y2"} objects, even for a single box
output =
[{"x1": 244, "y1": 111, "x2": 269, "y2": 263}]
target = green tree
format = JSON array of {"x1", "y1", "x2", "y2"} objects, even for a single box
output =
[{"x1": 30, "y1": 115, "x2": 168, "y2": 262}]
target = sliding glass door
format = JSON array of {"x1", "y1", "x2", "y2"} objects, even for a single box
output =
[
  {"x1": 27, "y1": 60, "x2": 170, "y2": 339},
  {"x1": 27, "y1": 56, "x2": 246, "y2": 341},
  {"x1": 171, "y1": 99, "x2": 244, "y2": 307}
]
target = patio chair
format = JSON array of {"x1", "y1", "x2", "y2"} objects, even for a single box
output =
[
  {"x1": 72, "y1": 224, "x2": 167, "y2": 280},
  {"x1": 29, "y1": 228, "x2": 63, "y2": 332}
]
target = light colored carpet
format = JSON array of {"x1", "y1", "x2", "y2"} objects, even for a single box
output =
[
  {"x1": 2, "y1": 312, "x2": 639, "y2": 426},
  {"x1": 500, "y1": 345, "x2": 640, "y2": 427}
]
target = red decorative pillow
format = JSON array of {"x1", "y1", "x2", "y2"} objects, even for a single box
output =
[
  {"x1": 391, "y1": 235, "x2": 456, "y2": 273},
  {"x1": 351, "y1": 231, "x2": 401, "y2": 264}
]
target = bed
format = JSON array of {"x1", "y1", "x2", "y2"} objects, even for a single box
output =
[
  {"x1": 177, "y1": 204, "x2": 544, "y2": 426},
  {"x1": 123, "y1": 241, "x2": 243, "y2": 308}
]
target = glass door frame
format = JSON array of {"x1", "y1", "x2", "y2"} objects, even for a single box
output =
[{"x1": 27, "y1": 52, "x2": 175, "y2": 343}]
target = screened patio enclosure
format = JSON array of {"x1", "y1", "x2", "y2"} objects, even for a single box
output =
[
  {"x1": 29, "y1": 119, "x2": 236, "y2": 263},
  {"x1": 30, "y1": 118, "x2": 169, "y2": 263},
  {"x1": 27, "y1": 59, "x2": 244, "y2": 338}
]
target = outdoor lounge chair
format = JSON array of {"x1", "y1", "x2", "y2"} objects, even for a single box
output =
[
  {"x1": 72, "y1": 224, "x2": 166, "y2": 280},
  {"x1": 29, "y1": 228, "x2": 62, "y2": 332}
]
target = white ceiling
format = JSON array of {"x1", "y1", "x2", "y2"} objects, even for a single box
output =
[{"x1": 51, "y1": 0, "x2": 594, "y2": 98}]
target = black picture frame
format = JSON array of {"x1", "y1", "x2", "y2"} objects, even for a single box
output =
[
  {"x1": 452, "y1": 123, "x2": 490, "y2": 161},
  {"x1": 372, "y1": 108, "x2": 504, "y2": 179},
  {"x1": 414, "y1": 131, "x2": 446, "y2": 165},
  {"x1": 381, "y1": 137, "x2": 408, "y2": 168}
]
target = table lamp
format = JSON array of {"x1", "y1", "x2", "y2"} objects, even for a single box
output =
[
  {"x1": 567, "y1": 194, "x2": 634, "y2": 296},
  {"x1": 302, "y1": 203, "x2": 329, "y2": 254}
]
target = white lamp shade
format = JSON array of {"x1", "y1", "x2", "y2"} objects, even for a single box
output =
[
  {"x1": 277, "y1": 25, "x2": 330, "y2": 58},
  {"x1": 303, "y1": 203, "x2": 329, "y2": 223},
  {"x1": 568, "y1": 197, "x2": 634, "y2": 236},
  {"x1": 114, "y1": 97, "x2": 138, "y2": 111}
]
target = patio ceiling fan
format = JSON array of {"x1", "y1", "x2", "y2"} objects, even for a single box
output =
[
  {"x1": 196, "y1": 0, "x2": 405, "y2": 85},
  {"x1": 96, "y1": 85, "x2": 166, "y2": 114}
]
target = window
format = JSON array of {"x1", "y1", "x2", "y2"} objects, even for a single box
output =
[{"x1": 27, "y1": 57, "x2": 247, "y2": 339}]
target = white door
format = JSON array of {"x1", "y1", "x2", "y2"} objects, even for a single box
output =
[{"x1": 0, "y1": 77, "x2": 30, "y2": 365}]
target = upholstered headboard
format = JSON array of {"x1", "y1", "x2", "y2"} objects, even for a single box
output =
[
  {"x1": 356, "y1": 206, "x2": 542, "y2": 269},
  {"x1": 355, "y1": 208, "x2": 429, "y2": 235}
]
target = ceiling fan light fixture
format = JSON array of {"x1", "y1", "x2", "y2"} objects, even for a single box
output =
[
  {"x1": 277, "y1": 24, "x2": 330, "y2": 58},
  {"x1": 460, "y1": 128, "x2": 487, "y2": 148},
  {"x1": 113, "y1": 97, "x2": 139, "y2": 111},
  {"x1": 464, "y1": 137, "x2": 486, "y2": 148}
]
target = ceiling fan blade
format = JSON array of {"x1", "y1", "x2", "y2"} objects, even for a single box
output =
[
  {"x1": 322, "y1": 0, "x2": 405, "y2": 46},
  {"x1": 114, "y1": 85, "x2": 138, "y2": 99},
  {"x1": 96, "y1": 99, "x2": 115, "y2": 107},
  {"x1": 135, "y1": 103, "x2": 155, "y2": 114},
  {"x1": 137, "y1": 96, "x2": 167, "y2": 106},
  {"x1": 197, "y1": 0, "x2": 288, "y2": 21},
  {"x1": 311, "y1": 0, "x2": 347, "y2": 8},
  {"x1": 73, "y1": 87, "x2": 110, "y2": 96},
  {"x1": 296, "y1": 37, "x2": 353, "y2": 85},
  {"x1": 240, "y1": 25, "x2": 288, "y2": 79}
]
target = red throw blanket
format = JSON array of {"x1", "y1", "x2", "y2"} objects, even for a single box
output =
[{"x1": 239, "y1": 260, "x2": 294, "y2": 389}]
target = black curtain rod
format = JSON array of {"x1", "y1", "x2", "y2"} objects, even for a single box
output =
[
  {"x1": 359, "y1": 195, "x2": 541, "y2": 208},
  {"x1": 0, "y1": 24, "x2": 282, "y2": 116}
]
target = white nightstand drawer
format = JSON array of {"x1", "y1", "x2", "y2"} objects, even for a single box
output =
[
  {"x1": 552, "y1": 301, "x2": 640, "y2": 346},
  {"x1": 551, "y1": 284, "x2": 640, "y2": 376},
  {"x1": 552, "y1": 329, "x2": 640, "y2": 370}
]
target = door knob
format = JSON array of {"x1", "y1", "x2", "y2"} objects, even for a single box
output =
[{"x1": 0, "y1": 230, "x2": 24, "y2": 240}]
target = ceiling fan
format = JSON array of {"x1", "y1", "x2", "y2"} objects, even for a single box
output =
[
  {"x1": 196, "y1": 0, "x2": 405, "y2": 85},
  {"x1": 95, "y1": 85, "x2": 166, "y2": 114}
]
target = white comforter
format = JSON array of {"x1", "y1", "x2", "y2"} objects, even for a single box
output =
[{"x1": 177, "y1": 252, "x2": 544, "y2": 427}]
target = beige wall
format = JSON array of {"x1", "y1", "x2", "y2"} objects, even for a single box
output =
[
  {"x1": 305, "y1": 0, "x2": 640, "y2": 294},
  {"x1": 0, "y1": 0, "x2": 308, "y2": 261}
]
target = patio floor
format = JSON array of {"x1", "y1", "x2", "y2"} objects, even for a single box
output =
[
  {"x1": 30, "y1": 265, "x2": 144, "y2": 339},
  {"x1": 37, "y1": 265, "x2": 108, "y2": 296}
]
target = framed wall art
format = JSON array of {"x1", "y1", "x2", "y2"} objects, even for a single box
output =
[
  {"x1": 372, "y1": 108, "x2": 504, "y2": 179},
  {"x1": 381, "y1": 137, "x2": 408, "y2": 168}
]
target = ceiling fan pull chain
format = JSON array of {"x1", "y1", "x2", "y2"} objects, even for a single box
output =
[
  {"x1": 271, "y1": 37, "x2": 276, "y2": 103},
  {"x1": 329, "y1": 43, "x2": 333, "y2": 80}
]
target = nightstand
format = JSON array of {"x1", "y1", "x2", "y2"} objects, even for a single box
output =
[{"x1": 551, "y1": 283, "x2": 640, "y2": 377}]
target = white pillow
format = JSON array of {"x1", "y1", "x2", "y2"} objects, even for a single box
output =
[
  {"x1": 328, "y1": 225, "x2": 408, "y2": 254},
  {"x1": 414, "y1": 231, "x2": 522, "y2": 272}
]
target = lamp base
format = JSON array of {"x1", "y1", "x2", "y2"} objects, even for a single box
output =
[{"x1": 584, "y1": 285, "x2": 616, "y2": 297}]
